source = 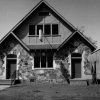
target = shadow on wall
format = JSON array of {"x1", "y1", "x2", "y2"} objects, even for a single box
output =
[{"x1": 60, "y1": 61, "x2": 70, "y2": 84}]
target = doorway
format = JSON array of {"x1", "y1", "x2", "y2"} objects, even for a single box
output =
[
  {"x1": 71, "y1": 53, "x2": 81, "y2": 78},
  {"x1": 6, "y1": 54, "x2": 17, "y2": 79}
]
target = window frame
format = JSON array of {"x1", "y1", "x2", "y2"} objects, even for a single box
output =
[
  {"x1": 34, "y1": 51, "x2": 54, "y2": 69},
  {"x1": 52, "y1": 24, "x2": 59, "y2": 36},
  {"x1": 28, "y1": 23, "x2": 59, "y2": 36},
  {"x1": 44, "y1": 24, "x2": 51, "y2": 36}
]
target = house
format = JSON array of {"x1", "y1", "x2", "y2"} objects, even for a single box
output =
[
  {"x1": 88, "y1": 49, "x2": 100, "y2": 80},
  {"x1": 0, "y1": 0, "x2": 96, "y2": 83}
]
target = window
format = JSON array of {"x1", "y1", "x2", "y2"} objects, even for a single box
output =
[
  {"x1": 52, "y1": 24, "x2": 58, "y2": 35},
  {"x1": 37, "y1": 25, "x2": 43, "y2": 35},
  {"x1": 34, "y1": 56, "x2": 40, "y2": 68},
  {"x1": 29, "y1": 24, "x2": 58, "y2": 36},
  {"x1": 29, "y1": 25, "x2": 35, "y2": 35},
  {"x1": 44, "y1": 24, "x2": 51, "y2": 35},
  {"x1": 41, "y1": 52, "x2": 46, "y2": 68},
  {"x1": 47, "y1": 55, "x2": 53, "y2": 68},
  {"x1": 34, "y1": 51, "x2": 53, "y2": 68}
]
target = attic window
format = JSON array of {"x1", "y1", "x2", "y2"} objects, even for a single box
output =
[
  {"x1": 37, "y1": 25, "x2": 43, "y2": 35},
  {"x1": 52, "y1": 24, "x2": 58, "y2": 35},
  {"x1": 29, "y1": 24, "x2": 59, "y2": 36},
  {"x1": 29, "y1": 25, "x2": 35, "y2": 35},
  {"x1": 44, "y1": 24, "x2": 51, "y2": 35},
  {"x1": 38, "y1": 12, "x2": 50, "y2": 16}
]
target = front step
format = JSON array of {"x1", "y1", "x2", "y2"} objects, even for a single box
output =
[
  {"x1": 70, "y1": 79, "x2": 88, "y2": 86},
  {"x1": 0, "y1": 79, "x2": 12, "y2": 85}
]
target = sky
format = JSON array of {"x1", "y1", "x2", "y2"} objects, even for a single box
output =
[{"x1": 0, "y1": 0, "x2": 100, "y2": 48}]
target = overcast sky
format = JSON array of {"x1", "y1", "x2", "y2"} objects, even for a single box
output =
[{"x1": 0, "y1": 0, "x2": 100, "y2": 48}]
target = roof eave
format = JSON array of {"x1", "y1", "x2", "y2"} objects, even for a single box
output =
[{"x1": 57, "y1": 30, "x2": 96, "y2": 51}]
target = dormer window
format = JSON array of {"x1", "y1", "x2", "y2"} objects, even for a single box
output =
[{"x1": 29, "y1": 24, "x2": 59, "y2": 36}]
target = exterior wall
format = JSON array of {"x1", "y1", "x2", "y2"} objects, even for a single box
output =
[
  {"x1": 89, "y1": 50, "x2": 100, "y2": 79},
  {"x1": 0, "y1": 56, "x2": 6, "y2": 79},
  {"x1": 0, "y1": 43, "x2": 67, "y2": 82},
  {"x1": 81, "y1": 51, "x2": 92, "y2": 79},
  {"x1": 76, "y1": 44, "x2": 92, "y2": 79}
]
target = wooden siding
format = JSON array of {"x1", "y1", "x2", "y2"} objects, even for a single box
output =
[{"x1": 13, "y1": 5, "x2": 72, "y2": 46}]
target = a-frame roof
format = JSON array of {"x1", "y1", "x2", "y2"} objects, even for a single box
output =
[
  {"x1": 0, "y1": 0, "x2": 96, "y2": 51},
  {"x1": 0, "y1": 32, "x2": 29, "y2": 51},
  {"x1": 57, "y1": 30, "x2": 97, "y2": 51}
]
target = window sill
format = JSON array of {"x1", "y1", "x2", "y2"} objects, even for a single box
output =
[
  {"x1": 28, "y1": 35, "x2": 61, "y2": 37},
  {"x1": 34, "y1": 68, "x2": 54, "y2": 69}
]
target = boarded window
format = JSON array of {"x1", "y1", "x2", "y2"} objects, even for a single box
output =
[
  {"x1": 52, "y1": 24, "x2": 58, "y2": 35},
  {"x1": 29, "y1": 25, "x2": 35, "y2": 35}
]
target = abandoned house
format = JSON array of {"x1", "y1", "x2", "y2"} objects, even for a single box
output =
[{"x1": 0, "y1": 0, "x2": 96, "y2": 84}]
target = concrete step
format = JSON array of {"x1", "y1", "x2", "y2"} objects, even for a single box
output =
[
  {"x1": 0, "y1": 79, "x2": 11, "y2": 85},
  {"x1": 70, "y1": 79, "x2": 88, "y2": 86}
]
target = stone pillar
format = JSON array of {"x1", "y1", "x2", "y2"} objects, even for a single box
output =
[
  {"x1": 81, "y1": 50, "x2": 92, "y2": 79},
  {"x1": 1, "y1": 55, "x2": 7, "y2": 79},
  {"x1": 68, "y1": 54, "x2": 71, "y2": 77},
  {"x1": 81, "y1": 51, "x2": 86, "y2": 79},
  {"x1": 30, "y1": 56, "x2": 34, "y2": 70}
]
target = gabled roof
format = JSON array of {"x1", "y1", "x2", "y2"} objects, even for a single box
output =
[
  {"x1": 0, "y1": 0, "x2": 77, "y2": 51},
  {"x1": 0, "y1": 32, "x2": 29, "y2": 51},
  {"x1": 57, "y1": 30, "x2": 97, "y2": 51},
  {"x1": 0, "y1": 0, "x2": 77, "y2": 42},
  {"x1": 9, "y1": 0, "x2": 77, "y2": 32},
  {"x1": 0, "y1": 0, "x2": 96, "y2": 52}
]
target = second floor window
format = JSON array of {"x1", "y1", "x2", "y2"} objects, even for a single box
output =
[{"x1": 29, "y1": 24, "x2": 58, "y2": 36}]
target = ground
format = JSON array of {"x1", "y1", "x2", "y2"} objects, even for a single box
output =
[{"x1": 0, "y1": 82, "x2": 100, "y2": 100}]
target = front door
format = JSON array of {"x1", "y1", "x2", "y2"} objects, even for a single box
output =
[
  {"x1": 72, "y1": 59, "x2": 81, "y2": 78},
  {"x1": 6, "y1": 59, "x2": 16, "y2": 79}
]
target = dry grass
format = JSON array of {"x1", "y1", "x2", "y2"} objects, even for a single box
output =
[{"x1": 0, "y1": 83, "x2": 100, "y2": 100}]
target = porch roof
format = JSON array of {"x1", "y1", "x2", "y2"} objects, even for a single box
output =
[{"x1": 27, "y1": 44, "x2": 60, "y2": 50}]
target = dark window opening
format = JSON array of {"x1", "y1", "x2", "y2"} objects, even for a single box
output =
[
  {"x1": 34, "y1": 51, "x2": 53, "y2": 68},
  {"x1": 29, "y1": 25, "x2": 35, "y2": 35},
  {"x1": 44, "y1": 24, "x2": 51, "y2": 35},
  {"x1": 34, "y1": 56, "x2": 40, "y2": 68},
  {"x1": 52, "y1": 24, "x2": 58, "y2": 35},
  {"x1": 37, "y1": 25, "x2": 43, "y2": 35},
  {"x1": 47, "y1": 55, "x2": 53, "y2": 68},
  {"x1": 41, "y1": 55, "x2": 46, "y2": 68}
]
